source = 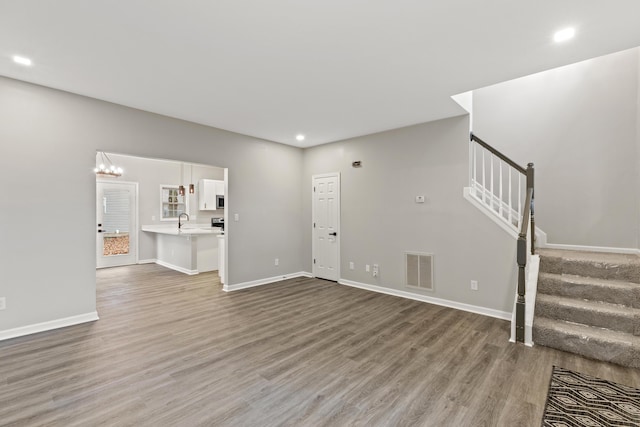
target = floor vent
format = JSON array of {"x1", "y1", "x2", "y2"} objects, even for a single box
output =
[{"x1": 405, "y1": 252, "x2": 434, "y2": 291}]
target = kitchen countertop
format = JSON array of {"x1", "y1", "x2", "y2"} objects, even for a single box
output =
[{"x1": 141, "y1": 225, "x2": 223, "y2": 236}]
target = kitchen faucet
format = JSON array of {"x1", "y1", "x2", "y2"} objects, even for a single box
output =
[{"x1": 178, "y1": 213, "x2": 190, "y2": 229}]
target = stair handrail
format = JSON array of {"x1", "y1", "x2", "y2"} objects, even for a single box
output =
[
  {"x1": 470, "y1": 133, "x2": 526, "y2": 175},
  {"x1": 470, "y1": 132, "x2": 535, "y2": 343}
]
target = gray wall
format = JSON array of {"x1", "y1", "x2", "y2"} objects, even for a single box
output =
[
  {"x1": 302, "y1": 116, "x2": 518, "y2": 313},
  {"x1": 473, "y1": 48, "x2": 640, "y2": 249},
  {"x1": 0, "y1": 76, "x2": 303, "y2": 331}
]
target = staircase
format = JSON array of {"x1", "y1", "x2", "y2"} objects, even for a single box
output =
[{"x1": 533, "y1": 248, "x2": 640, "y2": 368}]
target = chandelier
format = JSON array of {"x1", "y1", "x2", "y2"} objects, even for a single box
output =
[{"x1": 94, "y1": 152, "x2": 123, "y2": 177}]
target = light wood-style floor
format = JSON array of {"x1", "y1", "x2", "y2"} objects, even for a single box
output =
[{"x1": 1, "y1": 264, "x2": 639, "y2": 426}]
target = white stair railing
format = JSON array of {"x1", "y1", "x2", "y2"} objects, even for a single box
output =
[{"x1": 469, "y1": 134, "x2": 528, "y2": 233}]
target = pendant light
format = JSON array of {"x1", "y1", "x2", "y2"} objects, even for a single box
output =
[
  {"x1": 94, "y1": 152, "x2": 123, "y2": 177},
  {"x1": 189, "y1": 164, "x2": 195, "y2": 194},
  {"x1": 179, "y1": 162, "x2": 185, "y2": 196}
]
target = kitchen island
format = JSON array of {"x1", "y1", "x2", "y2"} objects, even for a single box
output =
[{"x1": 141, "y1": 225, "x2": 223, "y2": 275}]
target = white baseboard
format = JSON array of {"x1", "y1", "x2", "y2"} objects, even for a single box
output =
[
  {"x1": 536, "y1": 228, "x2": 640, "y2": 254},
  {"x1": 155, "y1": 260, "x2": 199, "y2": 275},
  {"x1": 338, "y1": 279, "x2": 511, "y2": 321},
  {"x1": 137, "y1": 258, "x2": 157, "y2": 264},
  {"x1": 223, "y1": 271, "x2": 313, "y2": 292},
  {"x1": 0, "y1": 311, "x2": 99, "y2": 341}
]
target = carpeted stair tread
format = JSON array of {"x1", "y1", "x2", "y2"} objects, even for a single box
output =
[
  {"x1": 537, "y1": 272, "x2": 640, "y2": 308},
  {"x1": 538, "y1": 248, "x2": 640, "y2": 283},
  {"x1": 533, "y1": 317, "x2": 640, "y2": 368},
  {"x1": 535, "y1": 293, "x2": 639, "y2": 335},
  {"x1": 537, "y1": 248, "x2": 640, "y2": 265}
]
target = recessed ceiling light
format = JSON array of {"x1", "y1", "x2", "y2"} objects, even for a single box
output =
[
  {"x1": 296, "y1": 134, "x2": 305, "y2": 141},
  {"x1": 553, "y1": 28, "x2": 575, "y2": 43},
  {"x1": 13, "y1": 55, "x2": 32, "y2": 66}
]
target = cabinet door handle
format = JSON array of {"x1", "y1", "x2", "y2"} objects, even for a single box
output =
[{"x1": 329, "y1": 232, "x2": 337, "y2": 236}]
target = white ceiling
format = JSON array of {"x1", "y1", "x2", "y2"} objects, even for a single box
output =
[{"x1": 2, "y1": 1, "x2": 640, "y2": 148}]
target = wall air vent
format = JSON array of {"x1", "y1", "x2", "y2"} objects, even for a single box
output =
[{"x1": 405, "y1": 252, "x2": 434, "y2": 291}]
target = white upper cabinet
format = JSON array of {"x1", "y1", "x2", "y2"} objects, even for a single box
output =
[
  {"x1": 199, "y1": 179, "x2": 223, "y2": 210},
  {"x1": 215, "y1": 180, "x2": 225, "y2": 196}
]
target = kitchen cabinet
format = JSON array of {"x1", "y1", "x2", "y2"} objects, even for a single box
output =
[
  {"x1": 215, "y1": 180, "x2": 225, "y2": 196},
  {"x1": 198, "y1": 179, "x2": 223, "y2": 210},
  {"x1": 141, "y1": 225, "x2": 222, "y2": 275}
]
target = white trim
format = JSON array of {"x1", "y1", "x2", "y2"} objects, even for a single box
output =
[
  {"x1": 535, "y1": 228, "x2": 640, "y2": 254},
  {"x1": 509, "y1": 254, "x2": 539, "y2": 347},
  {"x1": 155, "y1": 260, "x2": 198, "y2": 275},
  {"x1": 223, "y1": 168, "x2": 229, "y2": 285},
  {"x1": 463, "y1": 187, "x2": 518, "y2": 239},
  {"x1": 312, "y1": 173, "x2": 341, "y2": 281},
  {"x1": 338, "y1": 279, "x2": 511, "y2": 321},
  {"x1": 137, "y1": 258, "x2": 157, "y2": 264},
  {"x1": 0, "y1": 311, "x2": 99, "y2": 341},
  {"x1": 223, "y1": 272, "x2": 313, "y2": 292}
]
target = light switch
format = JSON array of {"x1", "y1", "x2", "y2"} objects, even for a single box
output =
[
  {"x1": 415, "y1": 196, "x2": 425, "y2": 203},
  {"x1": 234, "y1": 213, "x2": 239, "y2": 222}
]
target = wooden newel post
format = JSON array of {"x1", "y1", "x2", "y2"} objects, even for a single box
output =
[
  {"x1": 516, "y1": 233, "x2": 526, "y2": 343},
  {"x1": 527, "y1": 163, "x2": 535, "y2": 255}
]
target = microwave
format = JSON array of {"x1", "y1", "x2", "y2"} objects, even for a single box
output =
[{"x1": 216, "y1": 194, "x2": 224, "y2": 209}]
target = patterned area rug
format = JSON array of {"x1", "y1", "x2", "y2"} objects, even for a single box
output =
[{"x1": 542, "y1": 366, "x2": 640, "y2": 426}]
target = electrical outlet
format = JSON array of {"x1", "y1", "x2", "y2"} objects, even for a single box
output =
[
  {"x1": 275, "y1": 258, "x2": 279, "y2": 266},
  {"x1": 373, "y1": 264, "x2": 379, "y2": 277},
  {"x1": 365, "y1": 264, "x2": 370, "y2": 272},
  {"x1": 349, "y1": 261, "x2": 354, "y2": 270},
  {"x1": 0, "y1": 297, "x2": 6, "y2": 310},
  {"x1": 471, "y1": 280, "x2": 478, "y2": 291}
]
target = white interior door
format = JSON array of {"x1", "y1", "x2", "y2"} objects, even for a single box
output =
[
  {"x1": 313, "y1": 173, "x2": 340, "y2": 281},
  {"x1": 97, "y1": 181, "x2": 138, "y2": 268}
]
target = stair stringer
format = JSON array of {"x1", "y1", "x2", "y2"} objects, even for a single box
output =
[
  {"x1": 509, "y1": 254, "x2": 539, "y2": 347},
  {"x1": 463, "y1": 187, "x2": 518, "y2": 239}
]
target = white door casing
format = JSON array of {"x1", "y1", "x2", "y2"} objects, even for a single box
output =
[
  {"x1": 97, "y1": 181, "x2": 138, "y2": 268},
  {"x1": 312, "y1": 173, "x2": 340, "y2": 281}
]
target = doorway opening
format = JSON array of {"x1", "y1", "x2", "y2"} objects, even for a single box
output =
[{"x1": 95, "y1": 152, "x2": 228, "y2": 285}]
